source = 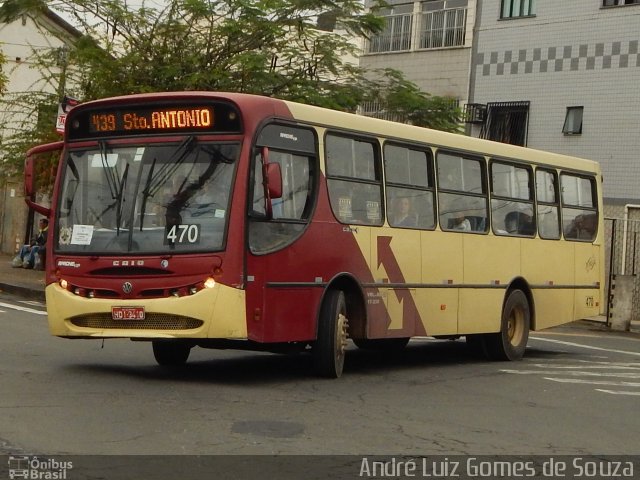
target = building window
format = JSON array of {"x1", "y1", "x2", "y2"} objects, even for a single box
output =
[
  {"x1": 603, "y1": 0, "x2": 640, "y2": 6},
  {"x1": 480, "y1": 101, "x2": 530, "y2": 146},
  {"x1": 562, "y1": 107, "x2": 583, "y2": 135},
  {"x1": 500, "y1": 0, "x2": 536, "y2": 18},
  {"x1": 367, "y1": 4, "x2": 413, "y2": 53},
  {"x1": 419, "y1": 0, "x2": 468, "y2": 49}
]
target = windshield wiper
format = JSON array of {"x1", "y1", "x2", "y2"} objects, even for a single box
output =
[
  {"x1": 115, "y1": 162, "x2": 130, "y2": 234},
  {"x1": 138, "y1": 157, "x2": 157, "y2": 231},
  {"x1": 144, "y1": 136, "x2": 196, "y2": 197},
  {"x1": 94, "y1": 145, "x2": 130, "y2": 232},
  {"x1": 99, "y1": 140, "x2": 119, "y2": 200},
  {"x1": 138, "y1": 136, "x2": 197, "y2": 230}
]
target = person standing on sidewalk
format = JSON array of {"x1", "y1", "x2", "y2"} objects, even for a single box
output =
[{"x1": 13, "y1": 218, "x2": 48, "y2": 269}]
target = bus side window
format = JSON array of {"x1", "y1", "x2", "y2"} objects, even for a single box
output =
[
  {"x1": 326, "y1": 132, "x2": 383, "y2": 226},
  {"x1": 384, "y1": 143, "x2": 435, "y2": 230},
  {"x1": 565, "y1": 213, "x2": 597, "y2": 240},
  {"x1": 490, "y1": 160, "x2": 534, "y2": 237},
  {"x1": 561, "y1": 173, "x2": 597, "y2": 242},
  {"x1": 249, "y1": 124, "x2": 318, "y2": 254},
  {"x1": 536, "y1": 169, "x2": 561, "y2": 240},
  {"x1": 437, "y1": 152, "x2": 487, "y2": 233}
]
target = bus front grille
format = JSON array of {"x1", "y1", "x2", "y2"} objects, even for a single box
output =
[{"x1": 69, "y1": 313, "x2": 204, "y2": 330}]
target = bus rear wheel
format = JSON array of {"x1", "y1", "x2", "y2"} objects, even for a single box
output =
[
  {"x1": 313, "y1": 290, "x2": 349, "y2": 378},
  {"x1": 485, "y1": 289, "x2": 530, "y2": 361},
  {"x1": 152, "y1": 340, "x2": 191, "y2": 366}
]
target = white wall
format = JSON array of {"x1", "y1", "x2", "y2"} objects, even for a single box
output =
[
  {"x1": 471, "y1": 0, "x2": 640, "y2": 202},
  {"x1": 361, "y1": 0, "x2": 477, "y2": 104},
  {"x1": 0, "y1": 12, "x2": 76, "y2": 135}
]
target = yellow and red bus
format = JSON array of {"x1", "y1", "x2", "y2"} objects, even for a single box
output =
[{"x1": 25, "y1": 92, "x2": 604, "y2": 378}]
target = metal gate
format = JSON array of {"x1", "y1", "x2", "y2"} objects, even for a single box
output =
[{"x1": 606, "y1": 216, "x2": 640, "y2": 324}]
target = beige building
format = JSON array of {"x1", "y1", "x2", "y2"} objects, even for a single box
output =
[
  {"x1": 0, "y1": 8, "x2": 80, "y2": 254},
  {"x1": 360, "y1": 0, "x2": 477, "y2": 114}
]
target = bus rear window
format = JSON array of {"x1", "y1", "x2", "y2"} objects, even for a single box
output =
[{"x1": 561, "y1": 174, "x2": 598, "y2": 241}]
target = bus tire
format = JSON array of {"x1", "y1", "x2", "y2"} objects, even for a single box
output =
[
  {"x1": 485, "y1": 289, "x2": 530, "y2": 361},
  {"x1": 152, "y1": 340, "x2": 191, "y2": 366},
  {"x1": 312, "y1": 290, "x2": 349, "y2": 378},
  {"x1": 353, "y1": 337, "x2": 409, "y2": 351}
]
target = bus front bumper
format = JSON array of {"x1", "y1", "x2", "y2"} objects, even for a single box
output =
[{"x1": 45, "y1": 282, "x2": 248, "y2": 340}]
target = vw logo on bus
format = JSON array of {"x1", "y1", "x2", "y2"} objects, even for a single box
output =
[{"x1": 122, "y1": 282, "x2": 134, "y2": 294}]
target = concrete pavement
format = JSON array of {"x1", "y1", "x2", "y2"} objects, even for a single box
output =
[{"x1": 0, "y1": 254, "x2": 46, "y2": 301}]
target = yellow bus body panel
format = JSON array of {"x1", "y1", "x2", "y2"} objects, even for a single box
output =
[{"x1": 45, "y1": 282, "x2": 247, "y2": 339}]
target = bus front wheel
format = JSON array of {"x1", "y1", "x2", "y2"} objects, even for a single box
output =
[
  {"x1": 152, "y1": 340, "x2": 191, "y2": 366},
  {"x1": 313, "y1": 290, "x2": 349, "y2": 378},
  {"x1": 485, "y1": 289, "x2": 530, "y2": 361}
]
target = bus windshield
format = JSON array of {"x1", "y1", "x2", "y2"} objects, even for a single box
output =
[{"x1": 56, "y1": 139, "x2": 238, "y2": 254}]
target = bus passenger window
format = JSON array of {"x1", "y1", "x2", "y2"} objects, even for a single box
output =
[
  {"x1": 384, "y1": 143, "x2": 435, "y2": 230},
  {"x1": 561, "y1": 173, "x2": 597, "y2": 242},
  {"x1": 391, "y1": 196, "x2": 417, "y2": 227},
  {"x1": 490, "y1": 161, "x2": 534, "y2": 237},
  {"x1": 439, "y1": 192, "x2": 486, "y2": 232},
  {"x1": 565, "y1": 212, "x2": 597, "y2": 241},
  {"x1": 504, "y1": 210, "x2": 535, "y2": 235},
  {"x1": 536, "y1": 169, "x2": 561, "y2": 240},
  {"x1": 437, "y1": 151, "x2": 488, "y2": 233},
  {"x1": 537, "y1": 206, "x2": 560, "y2": 239},
  {"x1": 326, "y1": 133, "x2": 383, "y2": 226}
]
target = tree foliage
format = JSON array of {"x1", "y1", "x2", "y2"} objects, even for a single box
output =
[
  {"x1": 0, "y1": 47, "x2": 7, "y2": 95},
  {"x1": 0, "y1": 0, "x2": 462, "y2": 182},
  {"x1": 0, "y1": 40, "x2": 71, "y2": 184}
]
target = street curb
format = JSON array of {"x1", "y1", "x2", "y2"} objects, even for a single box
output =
[{"x1": 0, "y1": 282, "x2": 46, "y2": 302}]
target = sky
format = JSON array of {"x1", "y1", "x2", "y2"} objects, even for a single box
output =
[{"x1": 51, "y1": 0, "x2": 169, "y2": 29}]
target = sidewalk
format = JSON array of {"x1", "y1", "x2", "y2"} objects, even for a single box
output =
[{"x1": 0, "y1": 253, "x2": 46, "y2": 301}]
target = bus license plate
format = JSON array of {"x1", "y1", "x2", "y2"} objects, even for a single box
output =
[{"x1": 112, "y1": 306, "x2": 145, "y2": 320}]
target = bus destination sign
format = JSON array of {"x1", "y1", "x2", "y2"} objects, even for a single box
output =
[
  {"x1": 68, "y1": 101, "x2": 242, "y2": 139},
  {"x1": 90, "y1": 107, "x2": 213, "y2": 134}
]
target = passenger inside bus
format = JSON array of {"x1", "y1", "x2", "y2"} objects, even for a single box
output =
[
  {"x1": 450, "y1": 211, "x2": 471, "y2": 231},
  {"x1": 504, "y1": 210, "x2": 535, "y2": 236},
  {"x1": 391, "y1": 196, "x2": 417, "y2": 227},
  {"x1": 565, "y1": 213, "x2": 597, "y2": 240}
]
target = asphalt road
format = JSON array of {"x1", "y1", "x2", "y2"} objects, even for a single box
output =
[{"x1": 1, "y1": 291, "x2": 639, "y2": 463}]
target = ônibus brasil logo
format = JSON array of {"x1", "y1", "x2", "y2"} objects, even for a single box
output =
[{"x1": 7, "y1": 456, "x2": 73, "y2": 480}]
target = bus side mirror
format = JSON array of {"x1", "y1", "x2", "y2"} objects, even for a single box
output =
[
  {"x1": 259, "y1": 146, "x2": 283, "y2": 219},
  {"x1": 24, "y1": 141, "x2": 63, "y2": 217},
  {"x1": 266, "y1": 163, "x2": 282, "y2": 200},
  {"x1": 261, "y1": 146, "x2": 282, "y2": 200}
]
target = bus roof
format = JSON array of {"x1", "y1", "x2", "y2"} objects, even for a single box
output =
[
  {"x1": 281, "y1": 100, "x2": 601, "y2": 175},
  {"x1": 71, "y1": 91, "x2": 600, "y2": 174}
]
